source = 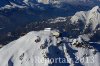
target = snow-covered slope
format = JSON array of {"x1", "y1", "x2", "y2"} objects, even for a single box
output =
[
  {"x1": 71, "y1": 6, "x2": 100, "y2": 33},
  {"x1": 0, "y1": 30, "x2": 100, "y2": 66}
]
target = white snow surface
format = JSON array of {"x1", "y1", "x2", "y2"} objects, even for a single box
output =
[
  {"x1": 71, "y1": 6, "x2": 100, "y2": 31},
  {"x1": 0, "y1": 30, "x2": 100, "y2": 66},
  {"x1": 49, "y1": 17, "x2": 67, "y2": 23}
]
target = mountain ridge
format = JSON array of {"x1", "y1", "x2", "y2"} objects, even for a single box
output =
[
  {"x1": 0, "y1": 0, "x2": 100, "y2": 10},
  {"x1": 71, "y1": 6, "x2": 100, "y2": 33},
  {"x1": 0, "y1": 29, "x2": 100, "y2": 66}
]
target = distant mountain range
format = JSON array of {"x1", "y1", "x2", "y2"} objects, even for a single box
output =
[{"x1": 0, "y1": 0, "x2": 100, "y2": 10}]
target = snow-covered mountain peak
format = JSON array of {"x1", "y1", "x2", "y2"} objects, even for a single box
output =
[
  {"x1": 90, "y1": 6, "x2": 100, "y2": 13},
  {"x1": 0, "y1": 29, "x2": 100, "y2": 66},
  {"x1": 71, "y1": 6, "x2": 100, "y2": 32}
]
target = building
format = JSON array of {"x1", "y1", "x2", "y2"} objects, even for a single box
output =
[
  {"x1": 44, "y1": 28, "x2": 51, "y2": 31},
  {"x1": 37, "y1": 0, "x2": 60, "y2": 4},
  {"x1": 37, "y1": 0, "x2": 50, "y2": 4}
]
